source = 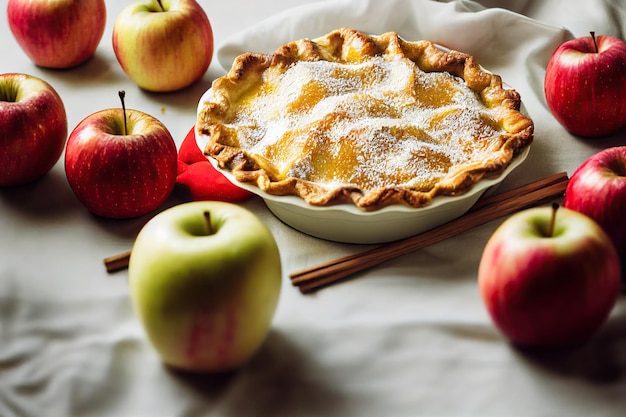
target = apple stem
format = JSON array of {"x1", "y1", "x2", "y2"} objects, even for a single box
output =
[
  {"x1": 156, "y1": 0, "x2": 165, "y2": 11},
  {"x1": 590, "y1": 31, "x2": 599, "y2": 53},
  {"x1": 549, "y1": 202, "x2": 559, "y2": 238},
  {"x1": 118, "y1": 90, "x2": 128, "y2": 136},
  {"x1": 203, "y1": 211, "x2": 213, "y2": 235}
]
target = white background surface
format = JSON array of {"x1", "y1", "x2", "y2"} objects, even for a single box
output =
[{"x1": 2, "y1": 0, "x2": 626, "y2": 416}]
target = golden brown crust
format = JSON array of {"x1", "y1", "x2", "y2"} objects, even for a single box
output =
[{"x1": 197, "y1": 28, "x2": 533, "y2": 210}]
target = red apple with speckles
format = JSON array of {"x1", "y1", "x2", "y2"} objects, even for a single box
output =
[
  {"x1": 478, "y1": 204, "x2": 621, "y2": 348},
  {"x1": 64, "y1": 92, "x2": 178, "y2": 218},
  {"x1": 544, "y1": 33, "x2": 626, "y2": 137},
  {"x1": 564, "y1": 146, "x2": 626, "y2": 261},
  {"x1": 0, "y1": 73, "x2": 67, "y2": 186},
  {"x1": 8, "y1": 0, "x2": 106, "y2": 68}
]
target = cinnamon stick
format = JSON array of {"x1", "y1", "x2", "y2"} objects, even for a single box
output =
[
  {"x1": 469, "y1": 171, "x2": 568, "y2": 213},
  {"x1": 103, "y1": 250, "x2": 131, "y2": 273},
  {"x1": 291, "y1": 172, "x2": 569, "y2": 293},
  {"x1": 103, "y1": 173, "x2": 569, "y2": 278}
]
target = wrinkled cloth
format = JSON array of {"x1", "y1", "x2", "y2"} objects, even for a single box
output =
[
  {"x1": 176, "y1": 126, "x2": 253, "y2": 203},
  {"x1": 2, "y1": 1, "x2": 626, "y2": 416}
]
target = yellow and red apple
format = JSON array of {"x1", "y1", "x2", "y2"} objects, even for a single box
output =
[{"x1": 112, "y1": 0, "x2": 214, "y2": 92}]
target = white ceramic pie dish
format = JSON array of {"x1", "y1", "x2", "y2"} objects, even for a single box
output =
[{"x1": 196, "y1": 88, "x2": 530, "y2": 244}]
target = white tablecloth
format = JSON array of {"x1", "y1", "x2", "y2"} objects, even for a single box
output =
[{"x1": 1, "y1": 1, "x2": 626, "y2": 416}]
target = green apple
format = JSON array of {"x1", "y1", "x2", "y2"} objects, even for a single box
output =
[{"x1": 128, "y1": 201, "x2": 282, "y2": 372}]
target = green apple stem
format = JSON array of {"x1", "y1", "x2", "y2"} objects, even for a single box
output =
[
  {"x1": 590, "y1": 31, "x2": 598, "y2": 53},
  {"x1": 204, "y1": 211, "x2": 213, "y2": 235},
  {"x1": 118, "y1": 90, "x2": 128, "y2": 136},
  {"x1": 549, "y1": 202, "x2": 559, "y2": 238},
  {"x1": 156, "y1": 0, "x2": 165, "y2": 11}
]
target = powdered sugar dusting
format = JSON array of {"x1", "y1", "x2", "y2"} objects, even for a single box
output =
[{"x1": 228, "y1": 55, "x2": 504, "y2": 190}]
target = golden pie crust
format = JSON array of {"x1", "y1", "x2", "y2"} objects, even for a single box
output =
[{"x1": 197, "y1": 28, "x2": 533, "y2": 210}]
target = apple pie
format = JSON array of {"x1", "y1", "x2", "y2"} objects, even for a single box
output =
[{"x1": 197, "y1": 28, "x2": 533, "y2": 210}]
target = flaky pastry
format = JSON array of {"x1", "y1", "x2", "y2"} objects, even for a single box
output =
[{"x1": 197, "y1": 28, "x2": 533, "y2": 210}]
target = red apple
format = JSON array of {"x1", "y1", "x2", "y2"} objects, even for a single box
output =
[
  {"x1": 478, "y1": 204, "x2": 621, "y2": 348},
  {"x1": 65, "y1": 92, "x2": 178, "y2": 218},
  {"x1": 564, "y1": 146, "x2": 626, "y2": 260},
  {"x1": 0, "y1": 73, "x2": 67, "y2": 186},
  {"x1": 112, "y1": 0, "x2": 213, "y2": 92},
  {"x1": 544, "y1": 32, "x2": 626, "y2": 137},
  {"x1": 7, "y1": 0, "x2": 106, "y2": 69}
]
